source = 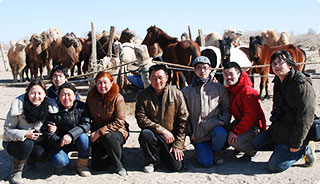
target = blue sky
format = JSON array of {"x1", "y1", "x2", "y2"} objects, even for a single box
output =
[{"x1": 0, "y1": 0, "x2": 319, "y2": 43}]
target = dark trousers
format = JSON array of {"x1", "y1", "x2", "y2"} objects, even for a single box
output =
[
  {"x1": 4, "y1": 139, "x2": 47, "y2": 161},
  {"x1": 91, "y1": 131, "x2": 125, "y2": 172},
  {"x1": 138, "y1": 129, "x2": 183, "y2": 172}
]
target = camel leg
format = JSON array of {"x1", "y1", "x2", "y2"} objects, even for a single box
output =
[
  {"x1": 12, "y1": 68, "x2": 17, "y2": 83},
  {"x1": 40, "y1": 64, "x2": 44, "y2": 80},
  {"x1": 77, "y1": 62, "x2": 82, "y2": 75},
  {"x1": 71, "y1": 66, "x2": 75, "y2": 77}
]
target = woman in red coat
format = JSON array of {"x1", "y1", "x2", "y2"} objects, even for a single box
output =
[{"x1": 223, "y1": 62, "x2": 266, "y2": 161}]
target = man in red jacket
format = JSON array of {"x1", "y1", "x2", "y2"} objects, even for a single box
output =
[{"x1": 223, "y1": 62, "x2": 266, "y2": 161}]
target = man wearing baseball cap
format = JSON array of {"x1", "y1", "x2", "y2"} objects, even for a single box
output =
[{"x1": 182, "y1": 56, "x2": 231, "y2": 167}]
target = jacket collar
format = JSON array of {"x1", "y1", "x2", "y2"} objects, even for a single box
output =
[
  {"x1": 227, "y1": 71, "x2": 252, "y2": 93},
  {"x1": 11, "y1": 94, "x2": 58, "y2": 116}
]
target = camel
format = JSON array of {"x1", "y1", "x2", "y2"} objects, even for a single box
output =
[
  {"x1": 8, "y1": 41, "x2": 27, "y2": 82},
  {"x1": 261, "y1": 30, "x2": 290, "y2": 46},
  {"x1": 223, "y1": 26, "x2": 243, "y2": 47},
  {"x1": 25, "y1": 33, "x2": 45, "y2": 80},
  {"x1": 51, "y1": 32, "x2": 82, "y2": 76}
]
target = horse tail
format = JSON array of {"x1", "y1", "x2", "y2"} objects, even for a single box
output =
[
  {"x1": 300, "y1": 48, "x2": 307, "y2": 73},
  {"x1": 189, "y1": 41, "x2": 201, "y2": 62}
]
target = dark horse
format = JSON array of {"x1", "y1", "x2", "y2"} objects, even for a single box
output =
[
  {"x1": 142, "y1": 25, "x2": 201, "y2": 89},
  {"x1": 249, "y1": 36, "x2": 306, "y2": 99}
]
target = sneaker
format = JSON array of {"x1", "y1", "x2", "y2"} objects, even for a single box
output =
[
  {"x1": 304, "y1": 141, "x2": 316, "y2": 167},
  {"x1": 143, "y1": 163, "x2": 154, "y2": 173},
  {"x1": 118, "y1": 168, "x2": 127, "y2": 176}
]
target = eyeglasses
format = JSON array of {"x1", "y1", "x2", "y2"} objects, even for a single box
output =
[
  {"x1": 195, "y1": 66, "x2": 211, "y2": 71},
  {"x1": 271, "y1": 60, "x2": 286, "y2": 67}
]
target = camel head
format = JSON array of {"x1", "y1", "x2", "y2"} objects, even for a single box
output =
[{"x1": 30, "y1": 33, "x2": 43, "y2": 46}]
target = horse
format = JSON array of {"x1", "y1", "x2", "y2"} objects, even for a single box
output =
[
  {"x1": 142, "y1": 25, "x2": 201, "y2": 89},
  {"x1": 219, "y1": 36, "x2": 252, "y2": 69},
  {"x1": 249, "y1": 36, "x2": 306, "y2": 99}
]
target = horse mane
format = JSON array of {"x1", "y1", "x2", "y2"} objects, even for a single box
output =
[{"x1": 148, "y1": 26, "x2": 178, "y2": 44}]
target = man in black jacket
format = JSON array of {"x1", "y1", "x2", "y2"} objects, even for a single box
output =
[{"x1": 252, "y1": 50, "x2": 316, "y2": 172}]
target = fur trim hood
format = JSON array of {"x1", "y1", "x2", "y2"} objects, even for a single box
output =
[{"x1": 88, "y1": 83, "x2": 119, "y2": 103}]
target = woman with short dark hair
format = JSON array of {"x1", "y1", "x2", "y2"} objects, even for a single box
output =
[{"x1": 42, "y1": 82, "x2": 91, "y2": 177}]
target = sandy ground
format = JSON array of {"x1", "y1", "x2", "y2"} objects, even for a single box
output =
[{"x1": 0, "y1": 50, "x2": 320, "y2": 184}]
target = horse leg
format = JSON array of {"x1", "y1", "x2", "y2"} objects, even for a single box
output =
[
  {"x1": 264, "y1": 78, "x2": 270, "y2": 99},
  {"x1": 259, "y1": 76, "x2": 267, "y2": 100},
  {"x1": 175, "y1": 71, "x2": 180, "y2": 89}
]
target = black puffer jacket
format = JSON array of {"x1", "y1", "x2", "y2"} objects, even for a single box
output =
[
  {"x1": 42, "y1": 100, "x2": 91, "y2": 149},
  {"x1": 271, "y1": 68, "x2": 315, "y2": 149}
]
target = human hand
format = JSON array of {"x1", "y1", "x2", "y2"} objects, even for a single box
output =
[
  {"x1": 290, "y1": 148, "x2": 299, "y2": 152},
  {"x1": 190, "y1": 134, "x2": 195, "y2": 141},
  {"x1": 228, "y1": 132, "x2": 238, "y2": 145},
  {"x1": 161, "y1": 129, "x2": 175, "y2": 144},
  {"x1": 48, "y1": 123, "x2": 57, "y2": 133},
  {"x1": 170, "y1": 147, "x2": 184, "y2": 161},
  {"x1": 90, "y1": 131, "x2": 101, "y2": 142},
  {"x1": 60, "y1": 134, "x2": 72, "y2": 147},
  {"x1": 25, "y1": 129, "x2": 42, "y2": 140}
]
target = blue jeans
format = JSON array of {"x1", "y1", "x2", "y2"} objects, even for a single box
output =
[
  {"x1": 52, "y1": 133, "x2": 90, "y2": 168},
  {"x1": 194, "y1": 126, "x2": 227, "y2": 167},
  {"x1": 252, "y1": 129, "x2": 307, "y2": 173}
]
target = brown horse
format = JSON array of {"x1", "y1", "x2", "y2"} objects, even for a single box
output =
[
  {"x1": 142, "y1": 25, "x2": 201, "y2": 88},
  {"x1": 249, "y1": 36, "x2": 306, "y2": 99}
]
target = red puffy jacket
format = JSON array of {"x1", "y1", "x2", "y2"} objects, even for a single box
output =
[{"x1": 226, "y1": 71, "x2": 266, "y2": 135}]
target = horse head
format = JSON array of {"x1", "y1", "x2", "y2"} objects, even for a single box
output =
[
  {"x1": 142, "y1": 25, "x2": 159, "y2": 46},
  {"x1": 249, "y1": 36, "x2": 264, "y2": 63},
  {"x1": 119, "y1": 28, "x2": 136, "y2": 44},
  {"x1": 219, "y1": 36, "x2": 233, "y2": 63}
]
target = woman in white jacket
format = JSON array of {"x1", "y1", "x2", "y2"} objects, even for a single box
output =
[{"x1": 2, "y1": 79, "x2": 58, "y2": 184}]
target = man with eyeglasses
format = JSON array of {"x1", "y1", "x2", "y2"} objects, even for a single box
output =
[
  {"x1": 47, "y1": 65, "x2": 81, "y2": 103},
  {"x1": 182, "y1": 56, "x2": 231, "y2": 167},
  {"x1": 252, "y1": 50, "x2": 316, "y2": 173},
  {"x1": 223, "y1": 62, "x2": 266, "y2": 162},
  {"x1": 135, "y1": 64, "x2": 189, "y2": 173}
]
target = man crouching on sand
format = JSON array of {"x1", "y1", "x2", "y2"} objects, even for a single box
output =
[
  {"x1": 182, "y1": 56, "x2": 231, "y2": 167},
  {"x1": 135, "y1": 64, "x2": 189, "y2": 173}
]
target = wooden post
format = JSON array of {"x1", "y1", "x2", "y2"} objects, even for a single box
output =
[
  {"x1": 108, "y1": 26, "x2": 115, "y2": 57},
  {"x1": 0, "y1": 42, "x2": 9, "y2": 71},
  {"x1": 135, "y1": 45, "x2": 152, "y2": 88},
  {"x1": 88, "y1": 22, "x2": 97, "y2": 89},
  {"x1": 188, "y1": 25, "x2": 193, "y2": 41},
  {"x1": 198, "y1": 29, "x2": 205, "y2": 46}
]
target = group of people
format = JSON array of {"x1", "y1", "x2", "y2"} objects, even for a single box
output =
[{"x1": 3, "y1": 50, "x2": 316, "y2": 183}]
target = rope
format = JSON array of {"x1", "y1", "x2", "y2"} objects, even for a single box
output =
[
  {"x1": 1, "y1": 59, "x2": 320, "y2": 87},
  {"x1": 68, "y1": 60, "x2": 137, "y2": 79}
]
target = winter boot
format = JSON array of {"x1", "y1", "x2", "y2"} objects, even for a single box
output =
[
  {"x1": 213, "y1": 151, "x2": 224, "y2": 165},
  {"x1": 77, "y1": 158, "x2": 91, "y2": 177},
  {"x1": 11, "y1": 158, "x2": 26, "y2": 184}
]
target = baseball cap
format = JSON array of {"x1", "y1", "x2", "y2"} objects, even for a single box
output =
[{"x1": 192, "y1": 56, "x2": 211, "y2": 67}]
